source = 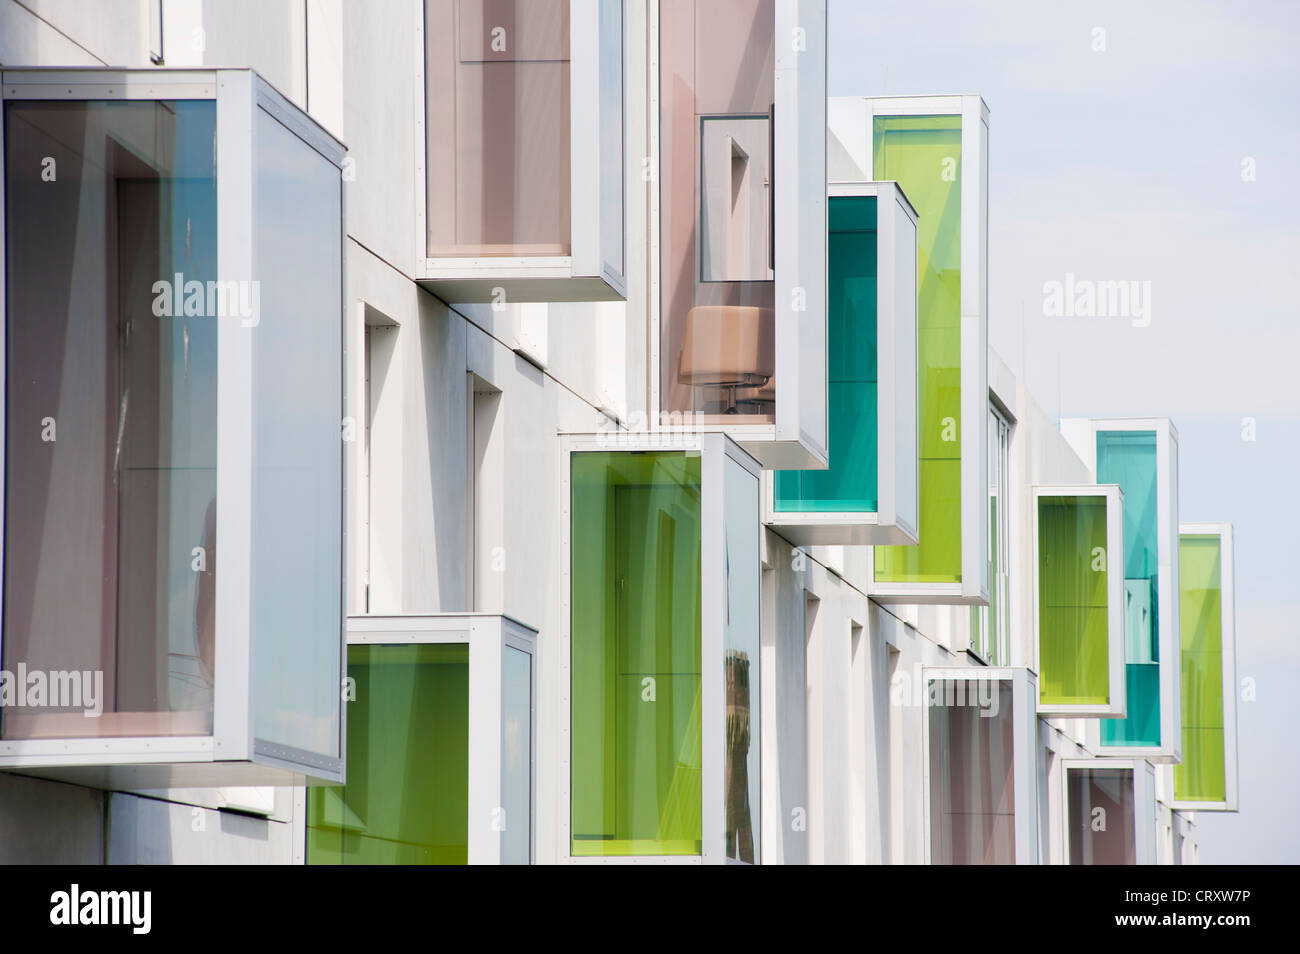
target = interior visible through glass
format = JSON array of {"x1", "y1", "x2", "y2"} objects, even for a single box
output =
[
  {"x1": 873, "y1": 115, "x2": 963, "y2": 584},
  {"x1": 2, "y1": 99, "x2": 218, "y2": 739},
  {"x1": 570, "y1": 451, "x2": 703, "y2": 856},
  {"x1": 307, "y1": 643, "x2": 469, "y2": 863},
  {"x1": 1067, "y1": 767, "x2": 1136, "y2": 864},
  {"x1": 927, "y1": 678, "x2": 1015, "y2": 864},
  {"x1": 774, "y1": 195, "x2": 878, "y2": 512},
  {"x1": 660, "y1": 0, "x2": 776, "y2": 425},
  {"x1": 426, "y1": 0, "x2": 572, "y2": 256}
]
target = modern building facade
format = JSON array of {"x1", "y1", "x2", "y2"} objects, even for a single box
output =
[{"x1": 0, "y1": 0, "x2": 1236, "y2": 865}]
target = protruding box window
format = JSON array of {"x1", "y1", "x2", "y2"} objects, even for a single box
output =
[
  {"x1": 923, "y1": 668, "x2": 1037, "y2": 865},
  {"x1": 766, "y1": 182, "x2": 918, "y2": 545},
  {"x1": 1170, "y1": 525, "x2": 1238, "y2": 811},
  {"x1": 564, "y1": 435, "x2": 761, "y2": 862},
  {"x1": 422, "y1": 0, "x2": 626, "y2": 302},
  {"x1": 826, "y1": 96, "x2": 989, "y2": 603},
  {"x1": 308, "y1": 614, "x2": 536, "y2": 864},
  {"x1": 1062, "y1": 418, "x2": 1181, "y2": 762},
  {"x1": 657, "y1": 0, "x2": 828, "y2": 469},
  {"x1": 3, "y1": 96, "x2": 219, "y2": 743},
  {"x1": 1033, "y1": 485, "x2": 1127, "y2": 716},
  {"x1": 0, "y1": 69, "x2": 346, "y2": 787},
  {"x1": 1063, "y1": 759, "x2": 1155, "y2": 865}
]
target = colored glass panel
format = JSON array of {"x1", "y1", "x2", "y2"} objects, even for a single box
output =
[
  {"x1": 1038, "y1": 496, "x2": 1111, "y2": 706},
  {"x1": 1174, "y1": 534, "x2": 1226, "y2": 802},
  {"x1": 307, "y1": 643, "x2": 470, "y2": 864},
  {"x1": 570, "y1": 451, "x2": 703, "y2": 856},
  {"x1": 775, "y1": 195, "x2": 879, "y2": 512},
  {"x1": 1097, "y1": 431, "x2": 1161, "y2": 748},
  {"x1": 873, "y1": 115, "x2": 962, "y2": 583}
]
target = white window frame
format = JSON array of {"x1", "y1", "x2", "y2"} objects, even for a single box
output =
[
  {"x1": 920, "y1": 667, "x2": 1038, "y2": 865},
  {"x1": 345, "y1": 613, "x2": 538, "y2": 864},
  {"x1": 646, "y1": 0, "x2": 829, "y2": 470},
  {"x1": 1163, "y1": 522, "x2": 1238, "y2": 812},
  {"x1": 762, "y1": 180, "x2": 918, "y2": 545},
  {"x1": 1059, "y1": 757, "x2": 1156, "y2": 866},
  {"x1": 827, "y1": 94, "x2": 989, "y2": 604},
  {"x1": 558, "y1": 432, "x2": 762, "y2": 863},
  {"x1": 0, "y1": 68, "x2": 347, "y2": 788},
  {"x1": 1031, "y1": 484, "x2": 1128, "y2": 717},
  {"x1": 970, "y1": 401, "x2": 1013, "y2": 663},
  {"x1": 1062, "y1": 417, "x2": 1182, "y2": 763},
  {"x1": 413, "y1": 0, "x2": 628, "y2": 303}
]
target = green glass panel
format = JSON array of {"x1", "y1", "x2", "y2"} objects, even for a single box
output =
[
  {"x1": 1174, "y1": 534, "x2": 1227, "y2": 802},
  {"x1": 1097, "y1": 430, "x2": 1162, "y2": 748},
  {"x1": 872, "y1": 115, "x2": 963, "y2": 584},
  {"x1": 307, "y1": 643, "x2": 469, "y2": 864},
  {"x1": 775, "y1": 195, "x2": 879, "y2": 512},
  {"x1": 1038, "y1": 496, "x2": 1111, "y2": 706},
  {"x1": 570, "y1": 451, "x2": 703, "y2": 856}
]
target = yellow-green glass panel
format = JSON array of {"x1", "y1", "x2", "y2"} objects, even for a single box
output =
[
  {"x1": 1038, "y1": 495, "x2": 1111, "y2": 706},
  {"x1": 570, "y1": 451, "x2": 703, "y2": 856},
  {"x1": 307, "y1": 643, "x2": 469, "y2": 864},
  {"x1": 1174, "y1": 533, "x2": 1227, "y2": 802},
  {"x1": 872, "y1": 114, "x2": 963, "y2": 584}
]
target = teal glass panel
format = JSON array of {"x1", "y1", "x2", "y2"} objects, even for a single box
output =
[
  {"x1": 1097, "y1": 430, "x2": 1161, "y2": 748},
  {"x1": 774, "y1": 195, "x2": 878, "y2": 512}
]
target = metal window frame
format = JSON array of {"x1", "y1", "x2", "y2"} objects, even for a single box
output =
[
  {"x1": 1163, "y1": 522, "x2": 1238, "y2": 812},
  {"x1": 1059, "y1": 757, "x2": 1156, "y2": 866},
  {"x1": 647, "y1": 0, "x2": 829, "y2": 471},
  {"x1": 920, "y1": 667, "x2": 1038, "y2": 865},
  {"x1": 0, "y1": 68, "x2": 347, "y2": 788},
  {"x1": 345, "y1": 613, "x2": 539, "y2": 864},
  {"x1": 970, "y1": 400, "x2": 1013, "y2": 664},
  {"x1": 414, "y1": 0, "x2": 628, "y2": 303},
  {"x1": 1031, "y1": 484, "x2": 1128, "y2": 717},
  {"x1": 832, "y1": 94, "x2": 990, "y2": 604},
  {"x1": 558, "y1": 431, "x2": 762, "y2": 864},
  {"x1": 1062, "y1": 417, "x2": 1182, "y2": 763},
  {"x1": 762, "y1": 180, "x2": 918, "y2": 545}
]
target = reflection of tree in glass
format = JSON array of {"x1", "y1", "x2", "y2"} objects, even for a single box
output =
[{"x1": 725, "y1": 649, "x2": 753, "y2": 863}]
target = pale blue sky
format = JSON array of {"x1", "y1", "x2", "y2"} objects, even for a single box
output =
[{"x1": 829, "y1": 0, "x2": 1300, "y2": 863}]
